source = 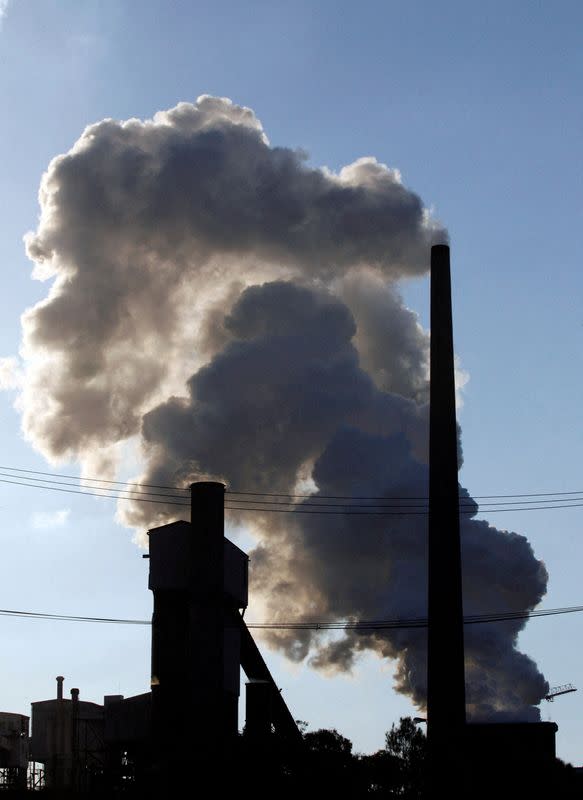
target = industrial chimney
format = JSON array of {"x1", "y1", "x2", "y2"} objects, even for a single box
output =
[
  {"x1": 427, "y1": 244, "x2": 466, "y2": 789},
  {"x1": 148, "y1": 479, "x2": 249, "y2": 777}
]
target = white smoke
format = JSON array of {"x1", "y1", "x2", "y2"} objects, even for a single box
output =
[
  {"x1": 17, "y1": 95, "x2": 547, "y2": 720},
  {"x1": 21, "y1": 95, "x2": 441, "y2": 473}
]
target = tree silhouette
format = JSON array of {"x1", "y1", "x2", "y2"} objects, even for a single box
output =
[
  {"x1": 301, "y1": 718, "x2": 427, "y2": 799},
  {"x1": 383, "y1": 716, "x2": 427, "y2": 798},
  {"x1": 304, "y1": 727, "x2": 353, "y2": 756}
]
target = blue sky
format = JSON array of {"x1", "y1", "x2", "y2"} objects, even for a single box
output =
[{"x1": 1, "y1": 0, "x2": 582, "y2": 761}]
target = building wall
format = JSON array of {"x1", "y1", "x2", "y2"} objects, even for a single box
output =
[
  {"x1": 0, "y1": 712, "x2": 29, "y2": 769},
  {"x1": 30, "y1": 699, "x2": 104, "y2": 789}
]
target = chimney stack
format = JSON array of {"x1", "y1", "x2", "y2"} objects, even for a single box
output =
[
  {"x1": 70, "y1": 689, "x2": 80, "y2": 791},
  {"x1": 149, "y1": 480, "x2": 227, "y2": 779},
  {"x1": 188, "y1": 481, "x2": 225, "y2": 751},
  {"x1": 56, "y1": 676, "x2": 64, "y2": 701},
  {"x1": 427, "y1": 244, "x2": 466, "y2": 788},
  {"x1": 189, "y1": 481, "x2": 225, "y2": 596}
]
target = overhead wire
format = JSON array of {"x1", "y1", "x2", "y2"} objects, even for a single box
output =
[
  {"x1": 247, "y1": 605, "x2": 583, "y2": 630},
  {"x1": 2, "y1": 464, "x2": 583, "y2": 503},
  {"x1": 0, "y1": 472, "x2": 189, "y2": 501},
  {"x1": 225, "y1": 495, "x2": 583, "y2": 509},
  {"x1": 2, "y1": 473, "x2": 583, "y2": 516},
  {"x1": 0, "y1": 465, "x2": 189, "y2": 493},
  {"x1": 0, "y1": 604, "x2": 582, "y2": 630},
  {"x1": 227, "y1": 488, "x2": 583, "y2": 501},
  {"x1": 0, "y1": 609, "x2": 150, "y2": 626},
  {"x1": 224, "y1": 502, "x2": 583, "y2": 516},
  {"x1": 0, "y1": 477, "x2": 190, "y2": 507}
]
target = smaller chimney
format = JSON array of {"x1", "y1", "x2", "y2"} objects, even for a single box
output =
[
  {"x1": 56, "y1": 676, "x2": 64, "y2": 700},
  {"x1": 71, "y1": 688, "x2": 79, "y2": 703}
]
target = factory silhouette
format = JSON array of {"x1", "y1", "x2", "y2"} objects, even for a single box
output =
[{"x1": 0, "y1": 246, "x2": 578, "y2": 798}]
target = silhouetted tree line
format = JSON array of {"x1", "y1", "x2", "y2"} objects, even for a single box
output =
[
  {"x1": 302, "y1": 716, "x2": 427, "y2": 798},
  {"x1": 231, "y1": 716, "x2": 583, "y2": 800},
  {"x1": 229, "y1": 715, "x2": 426, "y2": 799}
]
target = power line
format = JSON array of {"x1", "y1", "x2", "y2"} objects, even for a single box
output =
[
  {"x1": 225, "y1": 495, "x2": 583, "y2": 509},
  {"x1": 226, "y1": 488, "x2": 583, "y2": 501},
  {"x1": 0, "y1": 465, "x2": 189, "y2": 493},
  {"x1": 0, "y1": 609, "x2": 150, "y2": 626},
  {"x1": 0, "y1": 471, "x2": 188, "y2": 501},
  {"x1": 247, "y1": 605, "x2": 583, "y2": 630},
  {"x1": 0, "y1": 604, "x2": 581, "y2": 630},
  {"x1": 2, "y1": 465, "x2": 583, "y2": 503},
  {"x1": 2, "y1": 475, "x2": 583, "y2": 516},
  {"x1": 225, "y1": 502, "x2": 583, "y2": 516},
  {"x1": 0, "y1": 478, "x2": 189, "y2": 507}
]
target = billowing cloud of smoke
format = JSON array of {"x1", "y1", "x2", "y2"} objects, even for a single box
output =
[
  {"x1": 129, "y1": 280, "x2": 547, "y2": 720},
  {"x1": 18, "y1": 96, "x2": 547, "y2": 720},
  {"x1": 21, "y1": 95, "x2": 441, "y2": 475}
]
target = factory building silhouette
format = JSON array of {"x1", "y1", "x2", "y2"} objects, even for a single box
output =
[
  {"x1": 0, "y1": 245, "x2": 569, "y2": 796},
  {"x1": 13, "y1": 481, "x2": 302, "y2": 793}
]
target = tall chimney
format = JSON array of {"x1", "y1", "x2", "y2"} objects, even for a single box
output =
[
  {"x1": 189, "y1": 481, "x2": 225, "y2": 752},
  {"x1": 70, "y1": 689, "x2": 79, "y2": 792},
  {"x1": 149, "y1": 479, "x2": 227, "y2": 786},
  {"x1": 189, "y1": 481, "x2": 225, "y2": 591},
  {"x1": 427, "y1": 245, "x2": 466, "y2": 787},
  {"x1": 56, "y1": 676, "x2": 64, "y2": 701}
]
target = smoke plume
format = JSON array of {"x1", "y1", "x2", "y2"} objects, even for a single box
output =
[{"x1": 18, "y1": 95, "x2": 548, "y2": 720}]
